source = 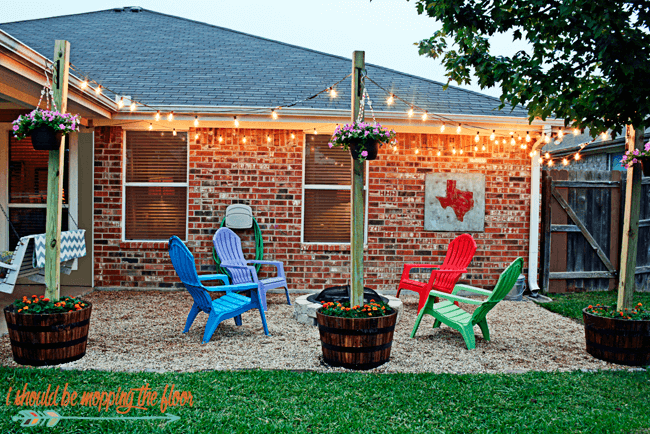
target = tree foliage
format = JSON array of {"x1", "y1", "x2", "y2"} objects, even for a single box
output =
[{"x1": 411, "y1": 0, "x2": 650, "y2": 137}]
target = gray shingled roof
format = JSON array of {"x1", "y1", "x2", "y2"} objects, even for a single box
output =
[{"x1": 1, "y1": 7, "x2": 530, "y2": 118}]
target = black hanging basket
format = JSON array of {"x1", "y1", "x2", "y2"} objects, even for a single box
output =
[
  {"x1": 349, "y1": 140, "x2": 380, "y2": 161},
  {"x1": 640, "y1": 157, "x2": 650, "y2": 177},
  {"x1": 30, "y1": 125, "x2": 63, "y2": 151}
]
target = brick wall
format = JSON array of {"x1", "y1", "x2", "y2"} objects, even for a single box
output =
[{"x1": 93, "y1": 126, "x2": 532, "y2": 291}]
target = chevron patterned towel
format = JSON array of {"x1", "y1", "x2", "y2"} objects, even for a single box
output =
[{"x1": 33, "y1": 230, "x2": 87, "y2": 268}]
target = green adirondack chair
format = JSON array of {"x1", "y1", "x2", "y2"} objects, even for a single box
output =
[{"x1": 410, "y1": 257, "x2": 523, "y2": 350}]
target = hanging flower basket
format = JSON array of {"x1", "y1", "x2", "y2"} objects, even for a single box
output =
[
  {"x1": 621, "y1": 142, "x2": 650, "y2": 177},
  {"x1": 640, "y1": 157, "x2": 650, "y2": 177},
  {"x1": 12, "y1": 109, "x2": 80, "y2": 151},
  {"x1": 329, "y1": 122, "x2": 396, "y2": 162}
]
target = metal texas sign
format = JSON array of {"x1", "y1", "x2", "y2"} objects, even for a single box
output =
[{"x1": 424, "y1": 173, "x2": 486, "y2": 232}]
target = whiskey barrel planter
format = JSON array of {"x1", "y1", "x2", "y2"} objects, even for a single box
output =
[
  {"x1": 583, "y1": 308, "x2": 650, "y2": 366},
  {"x1": 3, "y1": 303, "x2": 92, "y2": 366},
  {"x1": 316, "y1": 309, "x2": 397, "y2": 370}
]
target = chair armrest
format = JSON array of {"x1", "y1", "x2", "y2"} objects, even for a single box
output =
[
  {"x1": 0, "y1": 261, "x2": 18, "y2": 271},
  {"x1": 247, "y1": 260, "x2": 285, "y2": 279},
  {"x1": 452, "y1": 284, "x2": 492, "y2": 296},
  {"x1": 220, "y1": 262, "x2": 250, "y2": 270},
  {"x1": 428, "y1": 289, "x2": 484, "y2": 305},
  {"x1": 401, "y1": 264, "x2": 439, "y2": 281},
  {"x1": 198, "y1": 274, "x2": 229, "y2": 285},
  {"x1": 204, "y1": 282, "x2": 259, "y2": 292}
]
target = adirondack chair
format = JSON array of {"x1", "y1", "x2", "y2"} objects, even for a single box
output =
[
  {"x1": 168, "y1": 236, "x2": 269, "y2": 343},
  {"x1": 410, "y1": 257, "x2": 524, "y2": 350},
  {"x1": 213, "y1": 227, "x2": 290, "y2": 311},
  {"x1": 396, "y1": 234, "x2": 477, "y2": 313}
]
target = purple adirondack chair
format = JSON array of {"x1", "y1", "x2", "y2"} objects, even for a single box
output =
[{"x1": 213, "y1": 227, "x2": 291, "y2": 311}]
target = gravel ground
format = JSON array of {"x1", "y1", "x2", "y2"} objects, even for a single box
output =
[{"x1": 0, "y1": 290, "x2": 623, "y2": 373}]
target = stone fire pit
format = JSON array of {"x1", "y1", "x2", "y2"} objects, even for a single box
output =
[{"x1": 293, "y1": 293, "x2": 403, "y2": 326}]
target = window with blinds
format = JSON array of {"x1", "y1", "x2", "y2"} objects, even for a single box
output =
[
  {"x1": 124, "y1": 131, "x2": 188, "y2": 240},
  {"x1": 302, "y1": 134, "x2": 366, "y2": 243}
]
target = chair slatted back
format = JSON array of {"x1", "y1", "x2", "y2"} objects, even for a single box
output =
[
  {"x1": 168, "y1": 236, "x2": 212, "y2": 313},
  {"x1": 213, "y1": 228, "x2": 252, "y2": 285},
  {"x1": 471, "y1": 257, "x2": 523, "y2": 324},
  {"x1": 432, "y1": 234, "x2": 477, "y2": 292}
]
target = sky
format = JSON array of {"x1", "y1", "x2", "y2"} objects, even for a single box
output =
[{"x1": 1, "y1": 0, "x2": 528, "y2": 98}]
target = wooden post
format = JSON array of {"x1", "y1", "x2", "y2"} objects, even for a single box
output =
[
  {"x1": 350, "y1": 51, "x2": 365, "y2": 308},
  {"x1": 617, "y1": 125, "x2": 644, "y2": 310},
  {"x1": 44, "y1": 40, "x2": 70, "y2": 301}
]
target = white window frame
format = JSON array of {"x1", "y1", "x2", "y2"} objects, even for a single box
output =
[
  {"x1": 300, "y1": 133, "x2": 369, "y2": 245},
  {"x1": 121, "y1": 129, "x2": 189, "y2": 242},
  {"x1": 0, "y1": 127, "x2": 79, "y2": 271}
]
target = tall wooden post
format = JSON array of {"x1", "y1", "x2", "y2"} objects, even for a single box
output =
[
  {"x1": 350, "y1": 51, "x2": 365, "y2": 308},
  {"x1": 617, "y1": 125, "x2": 644, "y2": 310},
  {"x1": 44, "y1": 40, "x2": 70, "y2": 301}
]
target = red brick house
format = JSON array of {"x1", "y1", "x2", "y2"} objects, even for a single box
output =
[{"x1": 0, "y1": 8, "x2": 563, "y2": 294}]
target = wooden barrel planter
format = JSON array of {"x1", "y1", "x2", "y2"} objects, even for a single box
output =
[
  {"x1": 316, "y1": 310, "x2": 397, "y2": 370},
  {"x1": 3, "y1": 303, "x2": 92, "y2": 366},
  {"x1": 583, "y1": 308, "x2": 650, "y2": 366}
]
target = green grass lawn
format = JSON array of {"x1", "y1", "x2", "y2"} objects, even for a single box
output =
[
  {"x1": 535, "y1": 290, "x2": 650, "y2": 323},
  {"x1": 0, "y1": 367, "x2": 648, "y2": 434}
]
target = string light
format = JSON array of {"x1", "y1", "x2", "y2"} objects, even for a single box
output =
[
  {"x1": 545, "y1": 152, "x2": 551, "y2": 159},
  {"x1": 393, "y1": 145, "x2": 398, "y2": 152},
  {"x1": 452, "y1": 148, "x2": 457, "y2": 155},
  {"x1": 562, "y1": 158, "x2": 569, "y2": 166},
  {"x1": 80, "y1": 80, "x2": 88, "y2": 90},
  {"x1": 544, "y1": 133, "x2": 550, "y2": 143},
  {"x1": 234, "y1": 116, "x2": 239, "y2": 127},
  {"x1": 271, "y1": 110, "x2": 278, "y2": 120},
  {"x1": 267, "y1": 135, "x2": 271, "y2": 143},
  {"x1": 526, "y1": 131, "x2": 531, "y2": 142},
  {"x1": 548, "y1": 159, "x2": 555, "y2": 167},
  {"x1": 475, "y1": 131, "x2": 480, "y2": 142},
  {"x1": 456, "y1": 124, "x2": 461, "y2": 134},
  {"x1": 219, "y1": 135, "x2": 223, "y2": 143},
  {"x1": 538, "y1": 157, "x2": 544, "y2": 164},
  {"x1": 148, "y1": 123, "x2": 152, "y2": 131},
  {"x1": 314, "y1": 128, "x2": 318, "y2": 135},
  {"x1": 511, "y1": 136, "x2": 516, "y2": 146},
  {"x1": 329, "y1": 87, "x2": 337, "y2": 98},
  {"x1": 422, "y1": 112, "x2": 428, "y2": 121},
  {"x1": 558, "y1": 129, "x2": 564, "y2": 139},
  {"x1": 117, "y1": 97, "x2": 124, "y2": 109},
  {"x1": 130, "y1": 102, "x2": 136, "y2": 112},
  {"x1": 474, "y1": 145, "x2": 478, "y2": 152},
  {"x1": 168, "y1": 111, "x2": 174, "y2": 121},
  {"x1": 460, "y1": 149, "x2": 464, "y2": 155},
  {"x1": 95, "y1": 85, "x2": 101, "y2": 95},
  {"x1": 481, "y1": 144, "x2": 486, "y2": 151},
  {"x1": 601, "y1": 131, "x2": 608, "y2": 140},
  {"x1": 194, "y1": 116, "x2": 199, "y2": 127},
  {"x1": 437, "y1": 150, "x2": 441, "y2": 156},
  {"x1": 490, "y1": 130, "x2": 495, "y2": 141},
  {"x1": 529, "y1": 151, "x2": 535, "y2": 158},
  {"x1": 407, "y1": 107, "x2": 414, "y2": 117},
  {"x1": 573, "y1": 128, "x2": 579, "y2": 136},
  {"x1": 242, "y1": 136, "x2": 247, "y2": 143},
  {"x1": 502, "y1": 139, "x2": 506, "y2": 145},
  {"x1": 440, "y1": 124, "x2": 445, "y2": 133},
  {"x1": 387, "y1": 94, "x2": 394, "y2": 105},
  {"x1": 575, "y1": 153, "x2": 581, "y2": 161},
  {"x1": 291, "y1": 133, "x2": 295, "y2": 139},
  {"x1": 155, "y1": 111, "x2": 160, "y2": 121},
  {"x1": 172, "y1": 128, "x2": 177, "y2": 136},
  {"x1": 195, "y1": 133, "x2": 199, "y2": 140},
  {"x1": 415, "y1": 148, "x2": 419, "y2": 154}
]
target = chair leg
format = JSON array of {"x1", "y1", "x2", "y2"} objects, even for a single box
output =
[
  {"x1": 410, "y1": 308, "x2": 426, "y2": 338},
  {"x1": 234, "y1": 315, "x2": 242, "y2": 326},
  {"x1": 259, "y1": 287, "x2": 268, "y2": 312},
  {"x1": 477, "y1": 319, "x2": 490, "y2": 342},
  {"x1": 432, "y1": 319, "x2": 442, "y2": 329},
  {"x1": 183, "y1": 303, "x2": 201, "y2": 333},
  {"x1": 202, "y1": 311, "x2": 223, "y2": 344},
  {"x1": 416, "y1": 291, "x2": 429, "y2": 314},
  {"x1": 258, "y1": 306, "x2": 269, "y2": 336},
  {"x1": 396, "y1": 287, "x2": 402, "y2": 299},
  {"x1": 459, "y1": 325, "x2": 476, "y2": 350},
  {"x1": 283, "y1": 286, "x2": 291, "y2": 305}
]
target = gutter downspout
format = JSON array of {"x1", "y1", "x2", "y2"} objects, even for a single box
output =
[{"x1": 528, "y1": 130, "x2": 549, "y2": 296}]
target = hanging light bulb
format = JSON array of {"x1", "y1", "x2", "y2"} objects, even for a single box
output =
[
  {"x1": 271, "y1": 110, "x2": 278, "y2": 120},
  {"x1": 95, "y1": 85, "x2": 102, "y2": 95},
  {"x1": 558, "y1": 129, "x2": 564, "y2": 139},
  {"x1": 481, "y1": 144, "x2": 486, "y2": 151},
  {"x1": 548, "y1": 159, "x2": 555, "y2": 167},
  {"x1": 437, "y1": 150, "x2": 441, "y2": 156},
  {"x1": 242, "y1": 136, "x2": 247, "y2": 143},
  {"x1": 562, "y1": 158, "x2": 569, "y2": 166},
  {"x1": 291, "y1": 133, "x2": 295, "y2": 139},
  {"x1": 490, "y1": 130, "x2": 495, "y2": 141},
  {"x1": 460, "y1": 149, "x2": 464, "y2": 155},
  {"x1": 329, "y1": 87, "x2": 337, "y2": 98},
  {"x1": 172, "y1": 128, "x2": 177, "y2": 136},
  {"x1": 440, "y1": 124, "x2": 445, "y2": 133},
  {"x1": 415, "y1": 148, "x2": 419, "y2": 154},
  {"x1": 573, "y1": 128, "x2": 579, "y2": 136},
  {"x1": 601, "y1": 131, "x2": 608, "y2": 140},
  {"x1": 408, "y1": 107, "x2": 414, "y2": 117},
  {"x1": 502, "y1": 139, "x2": 506, "y2": 145},
  {"x1": 118, "y1": 97, "x2": 125, "y2": 109},
  {"x1": 422, "y1": 111, "x2": 428, "y2": 121},
  {"x1": 575, "y1": 153, "x2": 581, "y2": 161},
  {"x1": 148, "y1": 123, "x2": 153, "y2": 131},
  {"x1": 314, "y1": 128, "x2": 318, "y2": 135},
  {"x1": 393, "y1": 145, "x2": 398, "y2": 152},
  {"x1": 475, "y1": 131, "x2": 480, "y2": 142},
  {"x1": 456, "y1": 124, "x2": 461, "y2": 134},
  {"x1": 387, "y1": 94, "x2": 394, "y2": 105},
  {"x1": 544, "y1": 133, "x2": 550, "y2": 143},
  {"x1": 452, "y1": 148, "x2": 457, "y2": 155},
  {"x1": 526, "y1": 131, "x2": 531, "y2": 142},
  {"x1": 539, "y1": 157, "x2": 545, "y2": 164},
  {"x1": 168, "y1": 111, "x2": 174, "y2": 121},
  {"x1": 80, "y1": 80, "x2": 88, "y2": 90},
  {"x1": 194, "y1": 116, "x2": 199, "y2": 127},
  {"x1": 267, "y1": 135, "x2": 271, "y2": 143},
  {"x1": 130, "y1": 102, "x2": 136, "y2": 112},
  {"x1": 474, "y1": 145, "x2": 478, "y2": 152},
  {"x1": 545, "y1": 152, "x2": 551, "y2": 159},
  {"x1": 155, "y1": 111, "x2": 161, "y2": 121},
  {"x1": 520, "y1": 143, "x2": 526, "y2": 150},
  {"x1": 219, "y1": 135, "x2": 223, "y2": 143},
  {"x1": 194, "y1": 133, "x2": 200, "y2": 140},
  {"x1": 529, "y1": 151, "x2": 535, "y2": 158},
  {"x1": 511, "y1": 136, "x2": 516, "y2": 146},
  {"x1": 234, "y1": 116, "x2": 239, "y2": 127}
]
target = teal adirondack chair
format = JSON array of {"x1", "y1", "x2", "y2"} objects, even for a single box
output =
[{"x1": 410, "y1": 257, "x2": 523, "y2": 350}]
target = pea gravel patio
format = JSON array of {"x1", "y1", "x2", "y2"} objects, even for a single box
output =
[{"x1": 0, "y1": 290, "x2": 622, "y2": 373}]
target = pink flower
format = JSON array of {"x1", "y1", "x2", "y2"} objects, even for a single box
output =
[
  {"x1": 12, "y1": 125, "x2": 18, "y2": 131},
  {"x1": 58, "y1": 124, "x2": 65, "y2": 130},
  {"x1": 645, "y1": 142, "x2": 650, "y2": 152},
  {"x1": 361, "y1": 150, "x2": 368, "y2": 157},
  {"x1": 328, "y1": 142, "x2": 333, "y2": 148}
]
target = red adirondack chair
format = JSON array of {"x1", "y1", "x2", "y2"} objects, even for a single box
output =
[{"x1": 396, "y1": 234, "x2": 477, "y2": 313}]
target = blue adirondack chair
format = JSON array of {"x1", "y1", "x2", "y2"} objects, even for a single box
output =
[
  {"x1": 168, "y1": 236, "x2": 269, "y2": 343},
  {"x1": 213, "y1": 227, "x2": 291, "y2": 311}
]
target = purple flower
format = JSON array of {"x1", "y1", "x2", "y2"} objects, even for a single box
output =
[
  {"x1": 645, "y1": 142, "x2": 650, "y2": 152},
  {"x1": 633, "y1": 149, "x2": 640, "y2": 156},
  {"x1": 12, "y1": 125, "x2": 19, "y2": 131},
  {"x1": 361, "y1": 150, "x2": 368, "y2": 157},
  {"x1": 328, "y1": 142, "x2": 333, "y2": 148},
  {"x1": 58, "y1": 124, "x2": 65, "y2": 130},
  {"x1": 364, "y1": 131, "x2": 370, "y2": 136}
]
